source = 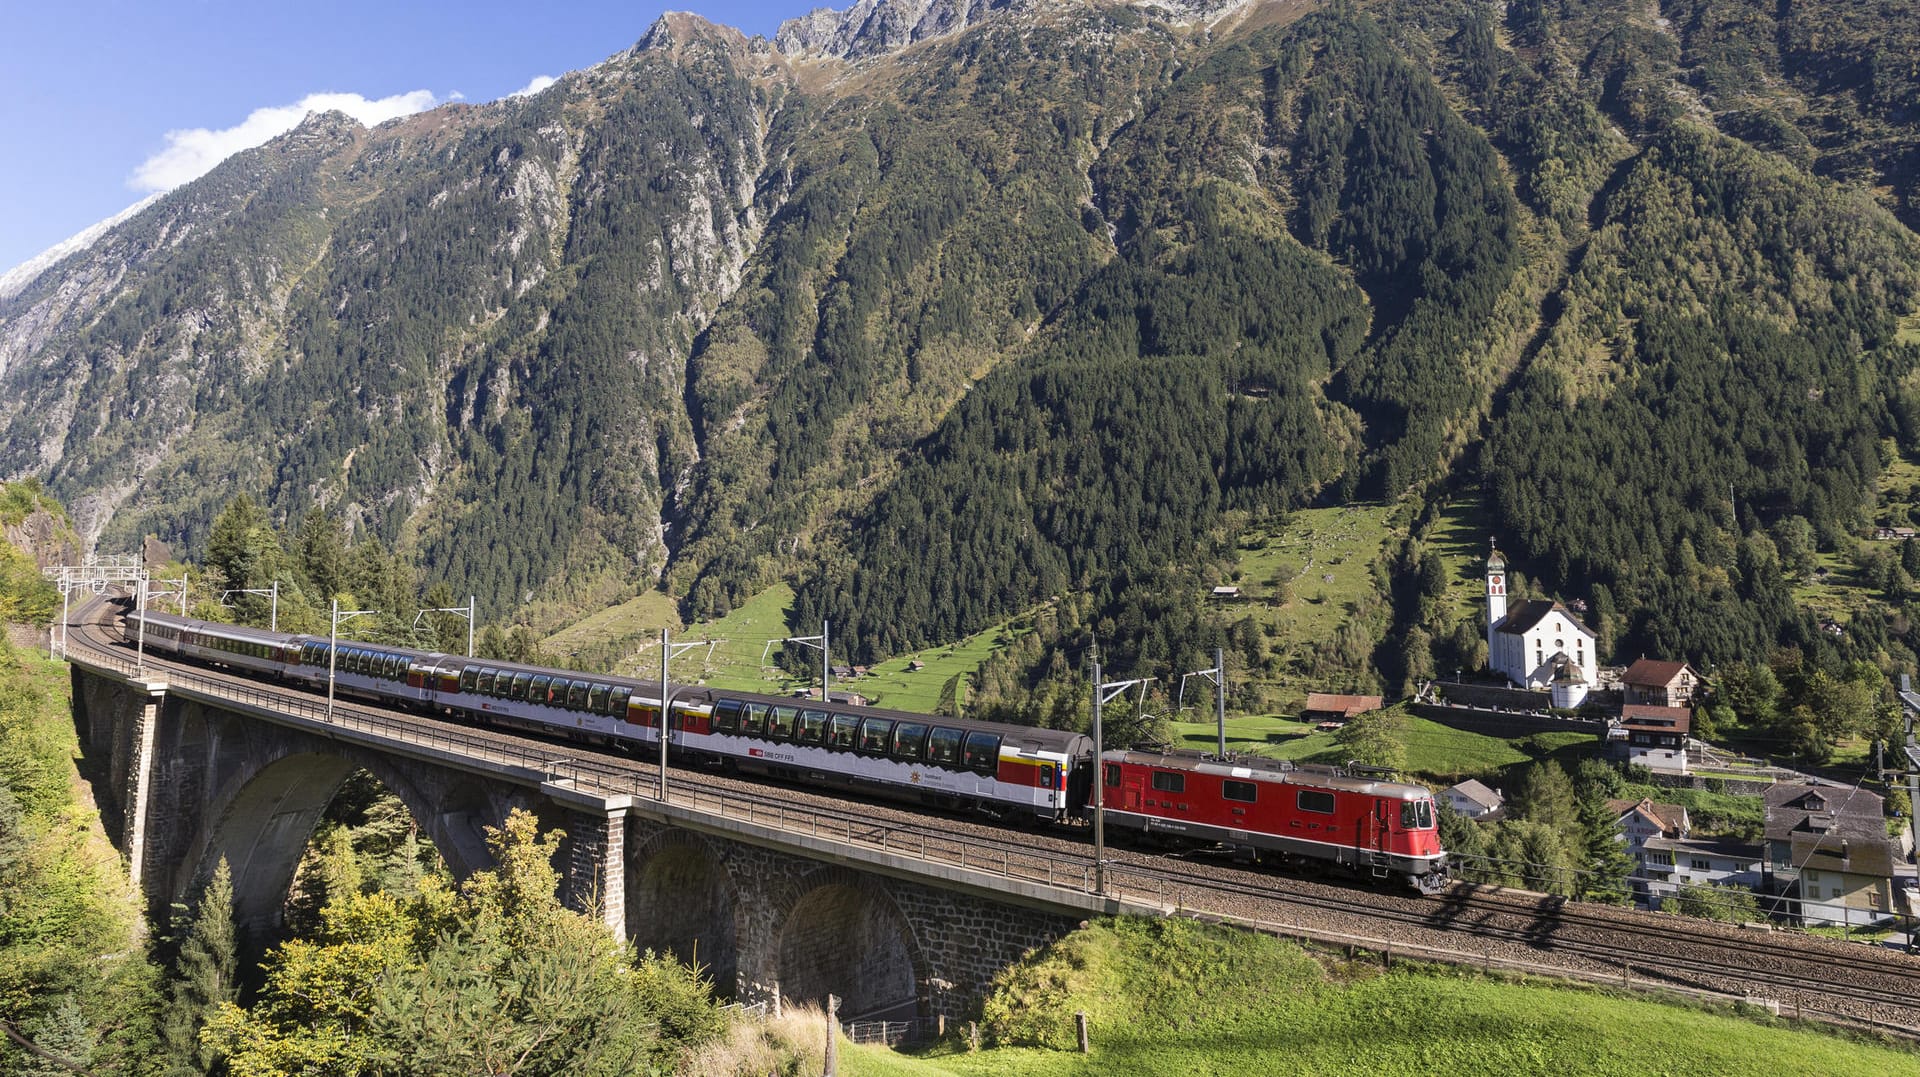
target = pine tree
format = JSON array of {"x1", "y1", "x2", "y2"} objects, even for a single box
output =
[
  {"x1": 16, "y1": 994, "x2": 96, "y2": 1077},
  {"x1": 1575, "y1": 783, "x2": 1635, "y2": 904},
  {"x1": 160, "y1": 857, "x2": 237, "y2": 1076},
  {"x1": 1509, "y1": 761, "x2": 1580, "y2": 839}
]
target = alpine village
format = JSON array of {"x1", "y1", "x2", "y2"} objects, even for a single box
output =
[{"x1": 3, "y1": 0, "x2": 1920, "y2": 1073}]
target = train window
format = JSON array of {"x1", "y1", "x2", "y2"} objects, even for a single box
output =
[
  {"x1": 1224, "y1": 780, "x2": 1257, "y2": 804},
  {"x1": 387, "y1": 654, "x2": 403, "y2": 679},
  {"x1": 827, "y1": 714, "x2": 860, "y2": 751},
  {"x1": 927, "y1": 727, "x2": 963, "y2": 766},
  {"x1": 510, "y1": 672, "x2": 531, "y2": 699},
  {"x1": 460, "y1": 666, "x2": 479, "y2": 692},
  {"x1": 1298, "y1": 790, "x2": 1335, "y2": 815},
  {"x1": 528, "y1": 675, "x2": 551, "y2": 703},
  {"x1": 962, "y1": 732, "x2": 1001, "y2": 776},
  {"x1": 890, "y1": 722, "x2": 928, "y2": 762},
  {"x1": 857, "y1": 718, "x2": 893, "y2": 755},
  {"x1": 712, "y1": 699, "x2": 742, "y2": 733},
  {"x1": 567, "y1": 681, "x2": 589, "y2": 709},
  {"x1": 1401, "y1": 800, "x2": 1434, "y2": 830},
  {"x1": 1105, "y1": 763, "x2": 1121, "y2": 787},
  {"x1": 586, "y1": 683, "x2": 609, "y2": 712},
  {"x1": 797, "y1": 709, "x2": 828, "y2": 745},
  {"x1": 477, "y1": 669, "x2": 496, "y2": 694},
  {"x1": 767, "y1": 705, "x2": 797, "y2": 741},
  {"x1": 608, "y1": 686, "x2": 631, "y2": 716},
  {"x1": 1151, "y1": 771, "x2": 1185, "y2": 794},
  {"x1": 739, "y1": 702, "x2": 768, "y2": 736}
]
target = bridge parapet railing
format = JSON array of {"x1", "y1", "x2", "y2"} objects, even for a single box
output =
[{"x1": 67, "y1": 643, "x2": 1178, "y2": 910}]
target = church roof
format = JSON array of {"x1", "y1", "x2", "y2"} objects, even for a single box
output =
[
  {"x1": 1493, "y1": 598, "x2": 1596, "y2": 638},
  {"x1": 1487, "y1": 548, "x2": 1507, "y2": 570}
]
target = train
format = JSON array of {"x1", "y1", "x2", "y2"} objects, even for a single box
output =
[{"x1": 120, "y1": 607, "x2": 1449, "y2": 894}]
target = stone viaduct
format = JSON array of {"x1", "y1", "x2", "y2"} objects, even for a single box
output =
[{"x1": 67, "y1": 649, "x2": 1154, "y2": 1020}]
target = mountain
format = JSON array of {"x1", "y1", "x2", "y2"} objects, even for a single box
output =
[{"x1": 2, "y1": 0, "x2": 1918, "y2": 697}]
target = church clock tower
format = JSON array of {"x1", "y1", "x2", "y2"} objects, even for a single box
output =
[{"x1": 1486, "y1": 539, "x2": 1508, "y2": 659}]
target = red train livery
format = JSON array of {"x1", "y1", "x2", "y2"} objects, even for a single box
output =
[
  {"x1": 119, "y1": 607, "x2": 1447, "y2": 894},
  {"x1": 1101, "y1": 750, "x2": 1447, "y2": 894}
]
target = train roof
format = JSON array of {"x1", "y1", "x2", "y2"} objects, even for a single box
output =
[
  {"x1": 1107, "y1": 748, "x2": 1433, "y2": 799},
  {"x1": 706, "y1": 688, "x2": 1092, "y2": 755},
  {"x1": 127, "y1": 609, "x2": 320, "y2": 647},
  {"x1": 127, "y1": 610, "x2": 1090, "y2": 755}
]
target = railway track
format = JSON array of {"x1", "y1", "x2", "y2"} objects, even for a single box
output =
[
  {"x1": 66, "y1": 601, "x2": 1920, "y2": 1035},
  {"x1": 1123, "y1": 851, "x2": 1920, "y2": 1032}
]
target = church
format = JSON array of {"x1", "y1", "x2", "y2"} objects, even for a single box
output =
[{"x1": 1485, "y1": 543, "x2": 1597, "y2": 707}]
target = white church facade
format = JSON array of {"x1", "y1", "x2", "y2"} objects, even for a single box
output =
[{"x1": 1486, "y1": 545, "x2": 1597, "y2": 707}]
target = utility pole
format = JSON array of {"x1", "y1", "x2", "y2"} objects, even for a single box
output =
[
  {"x1": 655, "y1": 629, "x2": 724, "y2": 802},
  {"x1": 765, "y1": 621, "x2": 831, "y2": 703},
  {"x1": 328, "y1": 599, "x2": 375, "y2": 720},
  {"x1": 222, "y1": 580, "x2": 279, "y2": 631},
  {"x1": 134, "y1": 575, "x2": 148, "y2": 674},
  {"x1": 1090, "y1": 651, "x2": 1153, "y2": 896},
  {"x1": 412, "y1": 594, "x2": 477, "y2": 656},
  {"x1": 1179, "y1": 647, "x2": 1229, "y2": 758}
]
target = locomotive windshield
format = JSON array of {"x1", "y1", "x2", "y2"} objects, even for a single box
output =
[{"x1": 1400, "y1": 798, "x2": 1435, "y2": 830}]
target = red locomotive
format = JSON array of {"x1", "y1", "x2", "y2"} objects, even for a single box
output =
[
  {"x1": 1099, "y1": 749, "x2": 1448, "y2": 894},
  {"x1": 119, "y1": 607, "x2": 1447, "y2": 894}
]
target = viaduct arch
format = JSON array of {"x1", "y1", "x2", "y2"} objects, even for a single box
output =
[{"x1": 70, "y1": 658, "x2": 1093, "y2": 1019}]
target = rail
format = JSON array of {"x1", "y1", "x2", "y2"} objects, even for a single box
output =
[
  {"x1": 63, "y1": 629, "x2": 1920, "y2": 1037},
  {"x1": 68, "y1": 639, "x2": 1182, "y2": 908}
]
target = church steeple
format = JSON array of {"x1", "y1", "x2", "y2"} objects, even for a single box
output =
[{"x1": 1486, "y1": 537, "x2": 1508, "y2": 634}]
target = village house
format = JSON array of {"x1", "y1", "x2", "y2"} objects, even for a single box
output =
[
  {"x1": 1441, "y1": 779, "x2": 1504, "y2": 819},
  {"x1": 1763, "y1": 782, "x2": 1900, "y2": 927},
  {"x1": 1606, "y1": 796, "x2": 1692, "y2": 906},
  {"x1": 1608, "y1": 705, "x2": 1691, "y2": 775},
  {"x1": 1620, "y1": 658, "x2": 1702, "y2": 708},
  {"x1": 1301, "y1": 692, "x2": 1382, "y2": 727},
  {"x1": 1484, "y1": 544, "x2": 1598, "y2": 706},
  {"x1": 1636, "y1": 836, "x2": 1765, "y2": 911},
  {"x1": 1608, "y1": 797, "x2": 1690, "y2": 855}
]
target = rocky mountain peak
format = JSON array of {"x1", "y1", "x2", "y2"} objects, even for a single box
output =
[{"x1": 774, "y1": 0, "x2": 1020, "y2": 59}]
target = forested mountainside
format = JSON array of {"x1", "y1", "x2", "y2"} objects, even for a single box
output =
[{"x1": 4, "y1": 0, "x2": 1920, "y2": 698}]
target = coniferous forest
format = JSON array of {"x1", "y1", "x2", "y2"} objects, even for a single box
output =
[{"x1": 4, "y1": 0, "x2": 1920, "y2": 709}]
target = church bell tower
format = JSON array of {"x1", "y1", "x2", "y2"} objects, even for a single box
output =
[{"x1": 1486, "y1": 539, "x2": 1508, "y2": 659}]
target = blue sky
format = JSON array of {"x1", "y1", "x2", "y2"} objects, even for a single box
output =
[{"x1": 0, "y1": 1, "x2": 815, "y2": 275}]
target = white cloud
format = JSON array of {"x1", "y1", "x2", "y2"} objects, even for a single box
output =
[
  {"x1": 507, "y1": 75, "x2": 557, "y2": 99},
  {"x1": 129, "y1": 89, "x2": 441, "y2": 193}
]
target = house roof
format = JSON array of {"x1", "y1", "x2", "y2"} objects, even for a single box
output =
[
  {"x1": 1444, "y1": 779, "x2": 1504, "y2": 810},
  {"x1": 1494, "y1": 599, "x2": 1596, "y2": 637},
  {"x1": 1763, "y1": 781, "x2": 1888, "y2": 845},
  {"x1": 1303, "y1": 693, "x2": 1382, "y2": 719},
  {"x1": 1623, "y1": 658, "x2": 1693, "y2": 686},
  {"x1": 1606, "y1": 797, "x2": 1689, "y2": 836},
  {"x1": 1620, "y1": 705, "x2": 1692, "y2": 732},
  {"x1": 1641, "y1": 835, "x2": 1763, "y2": 863}
]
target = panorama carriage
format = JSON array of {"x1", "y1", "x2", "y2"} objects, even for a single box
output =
[{"x1": 121, "y1": 607, "x2": 1446, "y2": 892}]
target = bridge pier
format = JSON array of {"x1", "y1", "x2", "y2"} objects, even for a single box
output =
[
  {"x1": 121, "y1": 678, "x2": 167, "y2": 900},
  {"x1": 545, "y1": 784, "x2": 632, "y2": 943},
  {"x1": 68, "y1": 657, "x2": 1118, "y2": 1018}
]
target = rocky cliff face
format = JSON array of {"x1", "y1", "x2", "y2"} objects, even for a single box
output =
[
  {"x1": 3, "y1": 510, "x2": 81, "y2": 572},
  {"x1": 3, "y1": 0, "x2": 1919, "y2": 667}
]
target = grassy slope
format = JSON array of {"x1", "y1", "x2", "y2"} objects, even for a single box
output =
[
  {"x1": 1168, "y1": 708, "x2": 1593, "y2": 784},
  {"x1": 1224, "y1": 504, "x2": 1403, "y2": 706},
  {"x1": 843, "y1": 919, "x2": 1920, "y2": 1077}
]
